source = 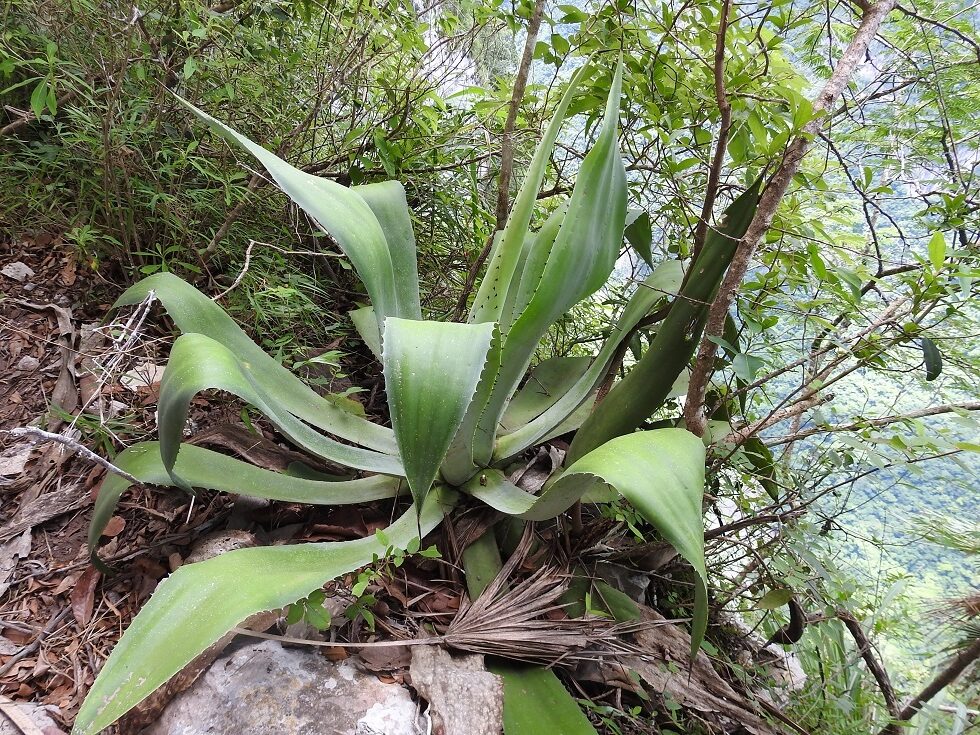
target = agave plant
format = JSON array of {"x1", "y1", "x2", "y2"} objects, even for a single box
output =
[{"x1": 74, "y1": 61, "x2": 760, "y2": 734}]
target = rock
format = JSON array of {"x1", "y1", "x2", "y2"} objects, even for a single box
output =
[
  {"x1": 142, "y1": 640, "x2": 420, "y2": 735},
  {"x1": 0, "y1": 699, "x2": 65, "y2": 735},
  {"x1": 0, "y1": 262, "x2": 35, "y2": 283},
  {"x1": 14, "y1": 356, "x2": 40, "y2": 372},
  {"x1": 0, "y1": 442, "x2": 33, "y2": 477},
  {"x1": 409, "y1": 646, "x2": 503, "y2": 735}
]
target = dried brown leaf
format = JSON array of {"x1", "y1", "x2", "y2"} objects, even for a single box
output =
[{"x1": 70, "y1": 567, "x2": 101, "y2": 626}]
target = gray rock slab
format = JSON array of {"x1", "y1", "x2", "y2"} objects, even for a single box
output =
[{"x1": 143, "y1": 640, "x2": 421, "y2": 735}]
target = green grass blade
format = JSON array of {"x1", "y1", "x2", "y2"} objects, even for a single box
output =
[
  {"x1": 115, "y1": 274, "x2": 396, "y2": 454},
  {"x1": 176, "y1": 97, "x2": 404, "y2": 320},
  {"x1": 88, "y1": 442, "x2": 403, "y2": 564},
  {"x1": 159, "y1": 333, "x2": 402, "y2": 475},
  {"x1": 382, "y1": 318, "x2": 496, "y2": 507},
  {"x1": 472, "y1": 429, "x2": 708, "y2": 656},
  {"x1": 488, "y1": 662, "x2": 598, "y2": 735},
  {"x1": 73, "y1": 488, "x2": 455, "y2": 735}
]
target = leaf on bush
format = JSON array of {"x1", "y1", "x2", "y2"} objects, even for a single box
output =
[{"x1": 921, "y1": 337, "x2": 942, "y2": 381}]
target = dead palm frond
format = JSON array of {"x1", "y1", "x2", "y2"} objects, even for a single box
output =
[{"x1": 441, "y1": 529, "x2": 678, "y2": 665}]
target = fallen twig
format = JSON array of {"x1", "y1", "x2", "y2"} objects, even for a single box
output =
[
  {"x1": 0, "y1": 607, "x2": 71, "y2": 678},
  {"x1": 1, "y1": 427, "x2": 141, "y2": 485}
]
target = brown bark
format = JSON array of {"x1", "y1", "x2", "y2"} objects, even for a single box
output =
[{"x1": 878, "y1": 637, "x2": 980, "y2": 735}]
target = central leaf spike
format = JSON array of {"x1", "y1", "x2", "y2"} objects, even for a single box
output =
[{"x1": 382, "y1": 318, "x2": 497, "y2": 510}]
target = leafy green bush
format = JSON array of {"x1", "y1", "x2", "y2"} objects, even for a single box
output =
[{"x1": 74, "y1": 59, "x2": 761, "y2": 734}]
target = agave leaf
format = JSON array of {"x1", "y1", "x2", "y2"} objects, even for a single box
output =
[
  {"x1": 494, "y1": 260, "x2": 684, "y2": 460},
  {"x1": 500, "y1": 203, "x2": 567, "y2": 334},
  {"x1": 158, "y1": 333, "x2": 402, "y2": 476},
  {"x1": 500, "y1": 356, "x2": 591, "y2": 432},
  {"x1": 488, "y1": 662, "x2": 598, "y2": 735},
  {"x1": 176, "y1": 97, "x2": 413, "y2": 322},
  {"x1": 353, "y1": 180, "x2": 422, "y2": 319},
  {"x1": 350, "y1": 305, "x2": 383, "y2": 360},
  {"x1": 115, "y1": 274, "x2": 396, "y2": 454},
  {"x1": 74, "y1": 488, "x2": 455, "y2": 735},
  {"x1": 440, "y1": 325, "x2": 503, "y2": 486},
  {"x1": 476, "y1": 61, "x2": 627, "y2": 465},
  {"x1": 567, "y1": 179, "x2": 762, "y2": 463},
  {"x1": 382, "y1": 318, "x2": 496, "y2": 508},
  {"x1": 469, "y1": 429, "x2": 708, "y2": 656},
  {"x1": 88, "y1": 442, "x2": 403, "y2": 564},
  {"x1": 468, "y1": 65, "x2": 589, "y2": 326}
]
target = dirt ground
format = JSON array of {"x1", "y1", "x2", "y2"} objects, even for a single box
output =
[{"x1": 0, "y1": 236, "x2": 230, "y2": 734}]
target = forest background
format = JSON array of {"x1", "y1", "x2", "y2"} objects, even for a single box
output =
[{"x1": 1, "y1": 0, "x2": 978, "y2": 732}]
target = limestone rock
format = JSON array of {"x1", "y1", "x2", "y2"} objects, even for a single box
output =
[
  {"x1": 142, "y1": 640, "x2": 421, "y2": 735},
  {"x1": 409, "y1": 647, "x2": 503, "y2": 735}
]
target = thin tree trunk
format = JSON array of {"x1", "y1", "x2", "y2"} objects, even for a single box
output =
[
  {"x1": 683, "y1": 0, "x2": 898, "y2": 435},
  {"x1": 452, "y1": 0, "x2": 546, "y2": 320}
]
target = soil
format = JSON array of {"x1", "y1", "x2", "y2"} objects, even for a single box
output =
[{"x1": 0, "y1": 236, "x2": 230, "y2": 734}]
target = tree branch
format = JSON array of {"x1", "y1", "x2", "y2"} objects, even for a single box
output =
[
  {"x1": 766, "y1": 401, "x2": 980, "y2": 447},
  {"x1": 683, "y1": 0, "x2": 898, "y2": 436},
  {"x1": 837, "y1": 608, "x2": 900, "y2": 719},
  {"x1": 452, "y1": 0, "x2": 546, "y2": 319},
  {"x1": 878, "y1": 637, "x2": 980, "y2": 735},
  {"x1": 691, "y1": 0, "x2": 733, "y2": 262}
]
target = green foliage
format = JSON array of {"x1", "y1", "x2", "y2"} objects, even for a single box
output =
[{"x1": 74, "y1": 58, "x2": 736, "y2": 735}]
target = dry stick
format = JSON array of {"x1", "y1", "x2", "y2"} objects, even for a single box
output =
[
  {"x1": 722, "y1": 393, "x2": 831, "y2": 445},
  {"x1": 1, "y1": 427, "x2": 141, "y2": 485},
  {"x1": 451, "y1": 0, "x2": 546, "y2": 320},
  {"x1": 767, "y1": 400, "x2": 980, "y2": 447},
  {"x1": 0, "y1": 90, "x2": 79, "y2": 137},
  {"x1": 878, "y1": 637, "x2": 980, "y2": 735},
  {"x1": 690, "y1": 0, "x2": 733, "y2": 264},
  {"x1": 0, "y1": 608, "x2": 72, "y2": 678},
  {"x1": 837, "y1": 609, "x2": 900, "y2": 719},
  {"x1": 683, "y1": 0, "x2": 899, "y2": 437}
]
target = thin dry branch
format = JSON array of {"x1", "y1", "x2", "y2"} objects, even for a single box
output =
[
  {"x1": 766, "y1": 401, "x2": 980, "y2": 447},
  {"x1": 1, "y1": 427, "x2": 142, "y2": 485},
  {"x1": 691, "y1": 0, "x2": 733, "y2": 263}
]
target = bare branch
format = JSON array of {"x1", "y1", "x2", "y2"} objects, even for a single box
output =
[
  {"x1": 767, "y1": 401, "x2": 980, "y2": 447},
  {"x1": 691, "y1": 0, "x2": 734, "y2": 262},
  {"x1": 878, "y1": 637, "x2": 980, "y2": 735},
  {"x1": 2, "y1": 427, "x2": 142, "y2": 485},
  {"x1": 837, "y1": 608, "x2": 900, "y2": 719}
]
